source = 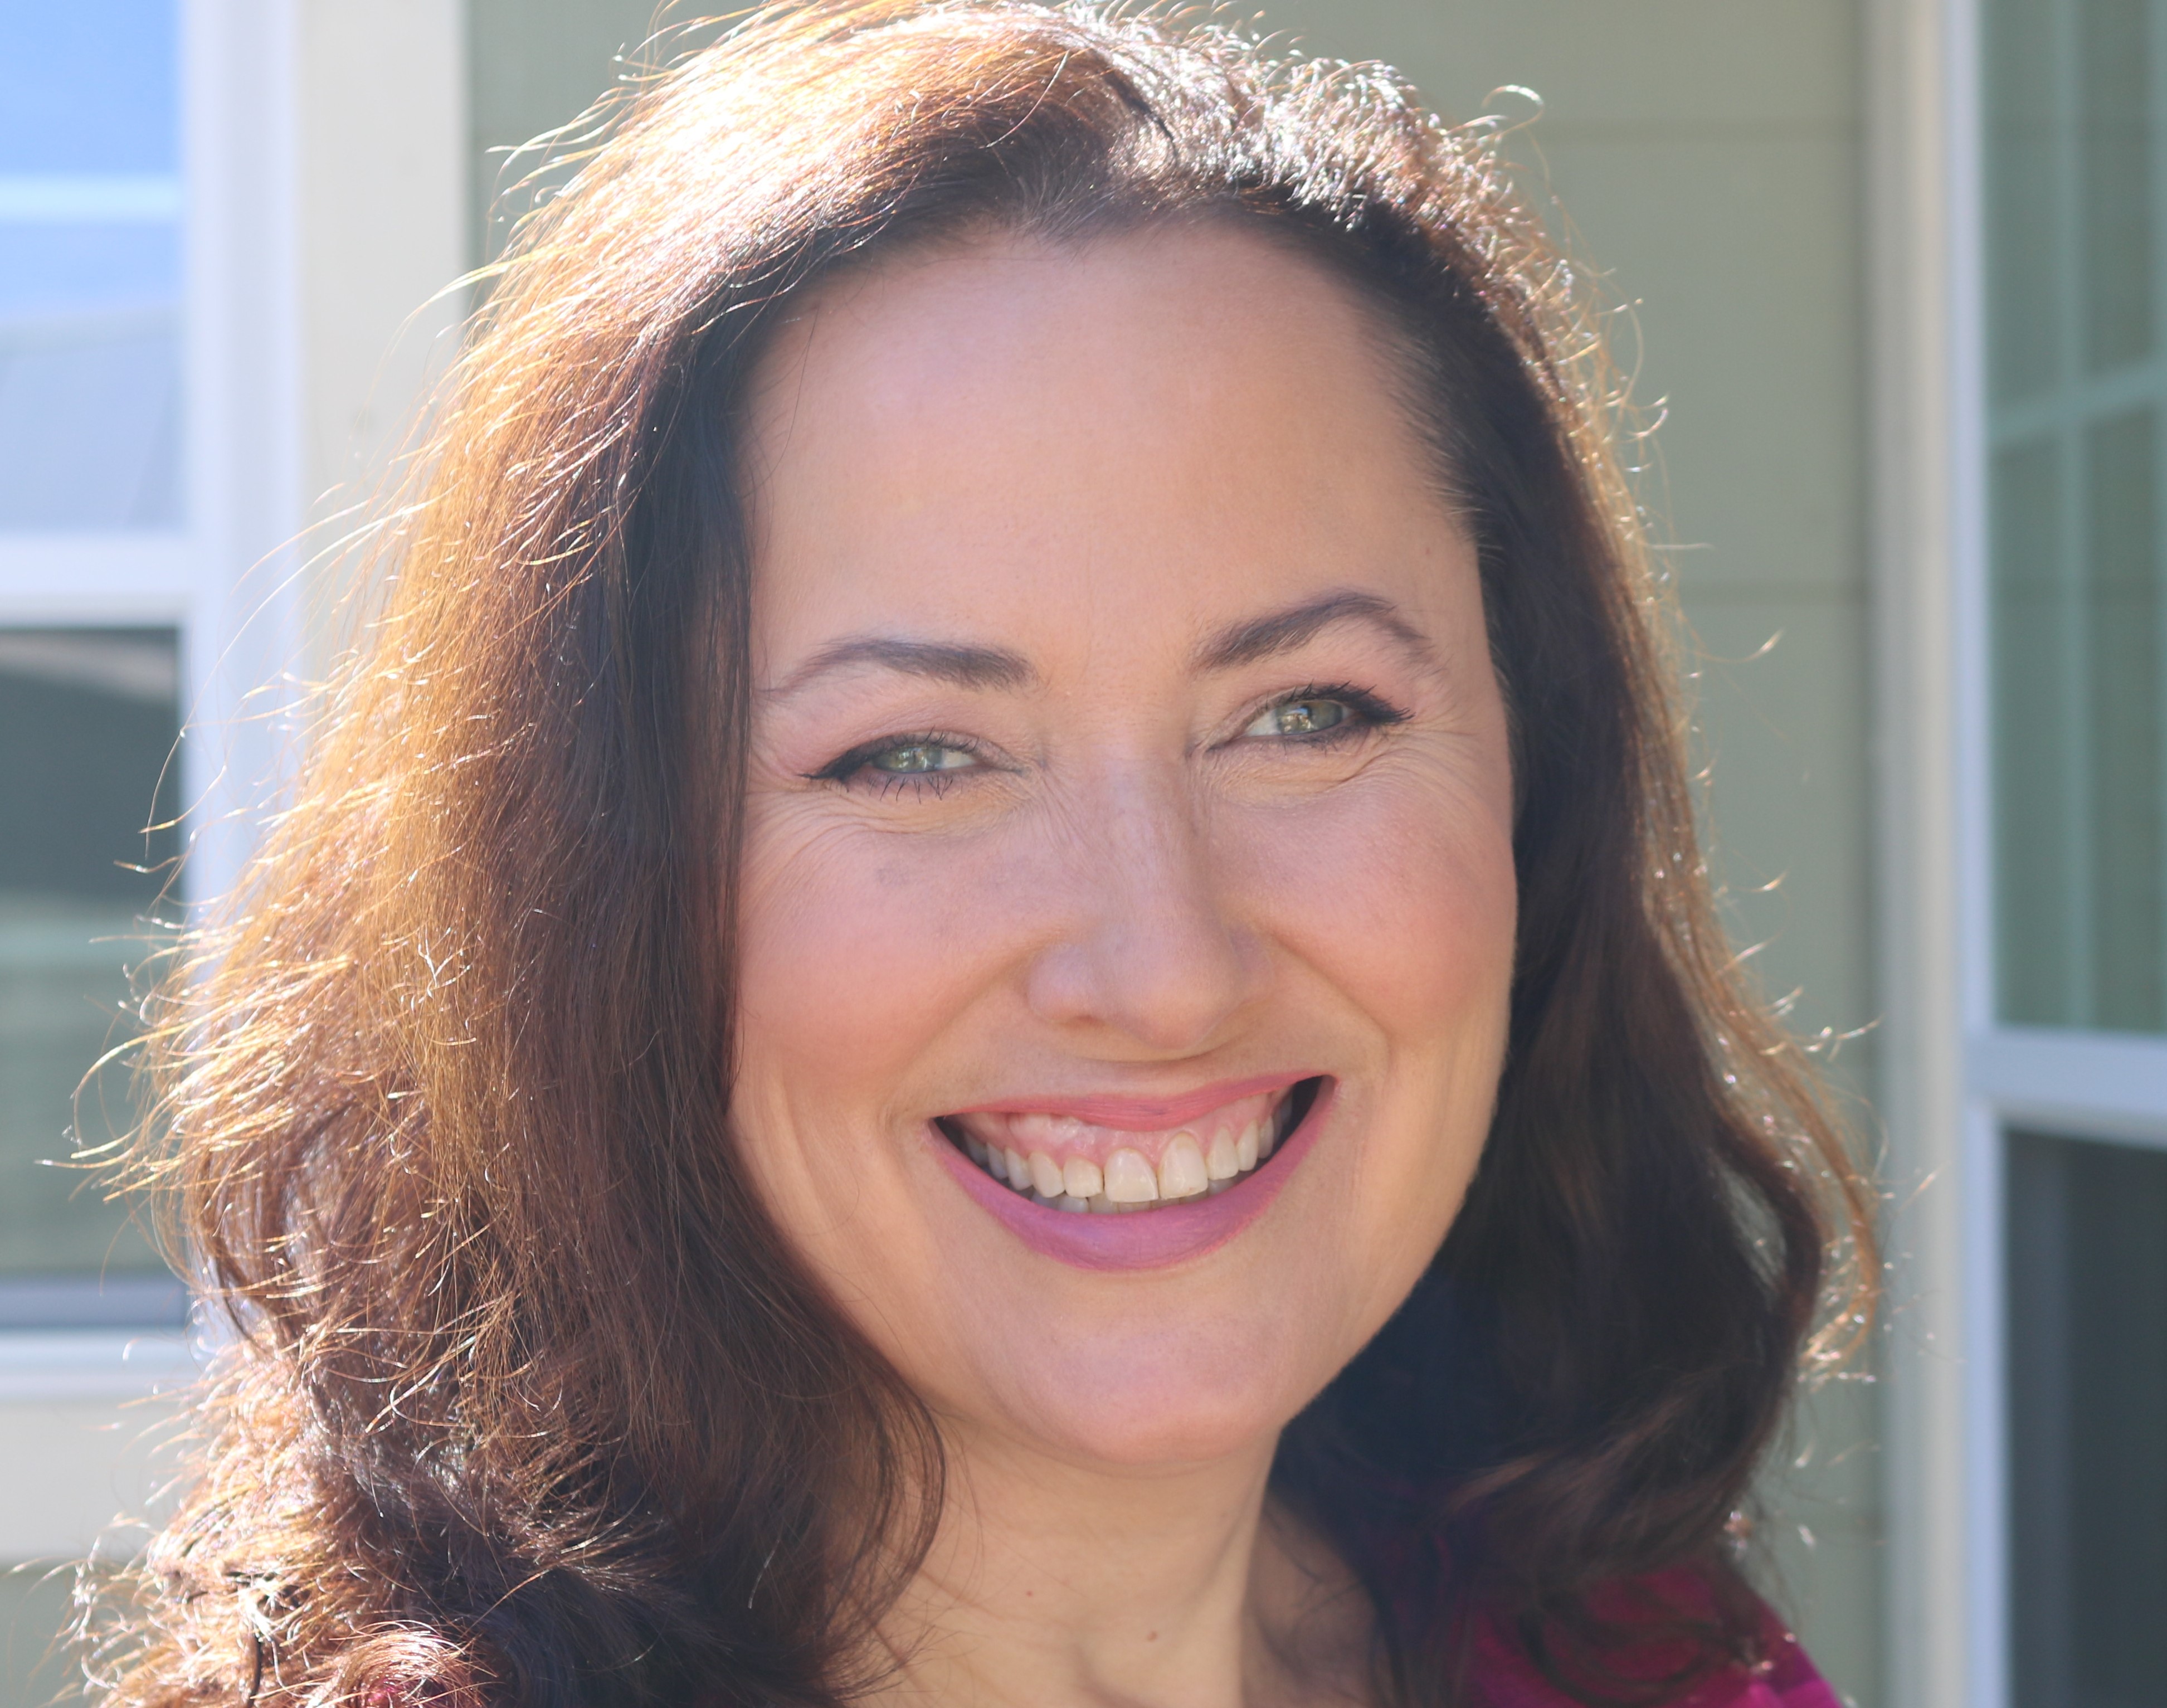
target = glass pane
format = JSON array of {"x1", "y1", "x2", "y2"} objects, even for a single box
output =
[
  {"x1": 2081, "y1": 0, "x2": 2153, "y2": 374},
  {"x1": 1986, "y1": 0, "x2": 2063, "y2": 405},
  {"x1": 2087, "y1": 415, "x2": 2165, "y2": 1027},
  {"x1": 0, "y1": 0, "x2": 183, "y2": 531},
  {"x1": 1987, "y1": 0, "x2": 2167, "y2": 1033},
  {"x1": 1994, "y1": 440, "x2": 2077, "y2": 1022},
  {"x1": 2007, "y1": 1130, "x2": 2167, "y2": 1706},
  {"x1": 0, "y1": 627, "x2": 179, "y2": 1279}
]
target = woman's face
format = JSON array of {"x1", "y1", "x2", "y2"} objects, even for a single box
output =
[{"x1": 734, "y1": 224, "x2": 1516, "y2": 1471}]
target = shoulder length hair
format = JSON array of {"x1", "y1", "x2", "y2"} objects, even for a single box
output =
[{"x1": 100, "y1": 6, "x2": 1871, "y2": 1706}]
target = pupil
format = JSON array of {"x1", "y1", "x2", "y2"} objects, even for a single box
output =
[
  {"x1": 879, "y1": 744, "x2": 943, "y2": 772},
  {"x1": 1280, "y1": 699, "x2": 1343, "y2": 734}
]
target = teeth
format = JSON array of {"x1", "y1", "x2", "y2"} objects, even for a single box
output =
[
  {"x1": 1103, "y1": 1148, "x2": 1160, "y2": 1204},
  {"x1": 1157, "y1": 1132, "x2": 1209, "y2": 1199},
  {"x1": 953, "y1": 1086, "x2": 1308, "y2": 1212}
]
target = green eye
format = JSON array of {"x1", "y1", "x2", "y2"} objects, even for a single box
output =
[
  {"x1": 1244, "y1": 697, "x2": 1351, "y2": 738},
  {"x1": 868, "y1": 741, "x2": 976, "y2": 774}
]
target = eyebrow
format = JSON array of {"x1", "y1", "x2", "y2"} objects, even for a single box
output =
[
  {"x1": 1192, "y1": 589, "x2": 1435, "y2": 673},
  {"x1": 768, "y1": 589, "x2": 1431, "y2": 700},
  {"x1": 767, "y1": 635, "x2": 1036, "y2": 699}
]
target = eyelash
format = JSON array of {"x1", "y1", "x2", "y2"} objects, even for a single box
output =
[
  {"x1": 807, "y1": 683, "x2": 1407, "y2": 794},
  {"x1": 806, "y1": 729, "x2": 993, "y2": 796},
  {"x1": 1257, "y1": 683, "x2": 1409, "y2": 742}
]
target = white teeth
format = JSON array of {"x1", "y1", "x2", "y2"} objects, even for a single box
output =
[
  {"x1": 956, "y1": 1087, "x2": 1307, "y2": 1210},
  {"x1": 1103, "y1": 1147, "x2": 1160, "y2": 1203},
  {"x1": 1157, "y1": 1132, "x2": 1209, "y2": 1199}
]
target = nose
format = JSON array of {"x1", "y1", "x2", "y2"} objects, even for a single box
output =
[{"x1": 1021, "y1": 768, "x2": 1262, "y2": 1053}]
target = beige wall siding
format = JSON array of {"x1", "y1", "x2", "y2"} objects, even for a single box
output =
[
  {"x1": 466, "y1": 3, "x2": 1883, "y2": 1703},
  {"x1": 468, "y1": 0, "x2": 661, "y2": 261}
]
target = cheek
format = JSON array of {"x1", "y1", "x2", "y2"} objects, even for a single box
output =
[
  {"x1": 732, "y1": 811, "x2": 1017, "y2": 1121},
  {"x1": 1232, "y1": 765, "x2": 1517, "y2": 1040},
  {"x1": 1237, "y1": 761, "x2": 1515, "y2": 1307}
]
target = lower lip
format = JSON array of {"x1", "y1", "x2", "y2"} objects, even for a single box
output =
[{"x1": 929, "y1": 1081, "x2": 1335, "y2": 1272}]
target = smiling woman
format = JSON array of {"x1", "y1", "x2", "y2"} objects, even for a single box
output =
[{"x1": 92, "y1": 6, "x2": 1866, "y2": 1708}]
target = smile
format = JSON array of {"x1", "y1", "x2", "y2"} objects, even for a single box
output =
[{"x1": 940, "y1": 1079, "x2": 1317, "y2": 1214}]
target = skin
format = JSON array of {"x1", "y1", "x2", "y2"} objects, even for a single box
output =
[{"x1": 732, "y1": 222, "x2": 1518, "y2": 1707}]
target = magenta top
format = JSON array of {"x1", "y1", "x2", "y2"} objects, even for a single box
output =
[{"x1": 1466, "y1": 1574, "x2": 1840, "y2": 1707}]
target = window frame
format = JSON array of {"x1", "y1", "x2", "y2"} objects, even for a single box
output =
[
  {"x1": 0, "y1": 0, "x2": 301, "y2": 1395},
  {"x1": 1874, "y1": 0, "x2": 2167, "y2": 1704}
]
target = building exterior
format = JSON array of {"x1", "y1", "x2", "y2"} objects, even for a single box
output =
[{"x1": 2, "y1": 4, "x2": 2161, "y2": 1707}]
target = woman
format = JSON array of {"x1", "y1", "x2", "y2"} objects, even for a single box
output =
[{"x1": 101, "y1": 5, "x2": 1868, "y2": 1706}]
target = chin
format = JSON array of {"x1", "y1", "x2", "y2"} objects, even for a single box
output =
[{"x1": 981, "y1": 1303, "x2": 1334, "y2": 1469}]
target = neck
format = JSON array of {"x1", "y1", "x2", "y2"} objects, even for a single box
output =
[{"x1": 865, "y1": 1423, "x2": 1366, "y2": 1708}]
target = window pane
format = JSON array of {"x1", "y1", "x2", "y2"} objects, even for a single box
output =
[
  {"x1": 2007, "y1": 1131, "x2": 2167, "y2": 1706},
  {"x1": 1986, "y1": 0, "x2": 2062, "y2": 405},
  {"x1": 1994, "y1": 440, "x2": 2077, "y2": 1022},
  {"x1": 2081, "y1": 0, "x2": 2153, "y2": 374},
  {"x1": 0, "y1": 627, "x2": 179, "y2": 1279},
  {"x1": 1987, "y1": 0, "x2": 2167, "y2": 1033},
  {"x1": 0, "y1": 0, "x2": 183, "y2": 531},
  {"x1": 2087, "y1": 415, "x2": 2165, "y2": 1028}
]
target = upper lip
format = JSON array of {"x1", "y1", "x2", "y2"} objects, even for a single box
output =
[{"x1": 940, "y1": 1070, "x2": 1316, "y2": 1132}]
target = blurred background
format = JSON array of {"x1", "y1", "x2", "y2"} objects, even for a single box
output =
[{"x1": 1, "y1": 4, "x2": 2161, "y2": 1707}]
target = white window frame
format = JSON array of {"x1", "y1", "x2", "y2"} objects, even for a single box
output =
[
  {"x1": 1873, "y1": 0, "x2": 2167, "y2": 1704},
  {"x1": 0, "y1": 0, "x2": 301, "y2": 1413}
]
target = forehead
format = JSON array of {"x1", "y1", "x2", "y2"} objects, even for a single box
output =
[{"x1": 741, "y1": 222, "x2": 1465, "y2": 664}]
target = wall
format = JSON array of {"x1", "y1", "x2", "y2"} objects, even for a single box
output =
[
  {"x1": 468, "y1": 0, "x2": 665, "y2": 262},
  {"x1": 464, "y1": 3, "x2": 1884, "y2": 1704}
]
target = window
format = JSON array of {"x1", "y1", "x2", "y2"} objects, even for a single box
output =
[
  {"x1": 1986, "y1": 0, "x2": 2164, "y2": 1034},
  {"x1": 0, "y1": 627, "x2": 185, "y2": 1327},
  {"x1": 1980, "y1": 0, "x2": 2167, "y2": 1701},
  {"x1": 2005, "y1": 1131, "x2": 2167, "y2": 1706},
  {"x1": 0, "y1": 2, "x2": 184, "y2": 532},
  {"x1": 0, "y1": 1, "x2": 189, "y2": 1332}
]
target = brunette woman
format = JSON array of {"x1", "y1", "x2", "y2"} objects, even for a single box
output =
[{"x1": 99, "y1": 6, "x2": 1869, "y2": 1706}]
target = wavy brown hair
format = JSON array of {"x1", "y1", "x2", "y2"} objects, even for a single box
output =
[{"x1": 90, "y1": 6, "x2": 1871, "y2": 1707}]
